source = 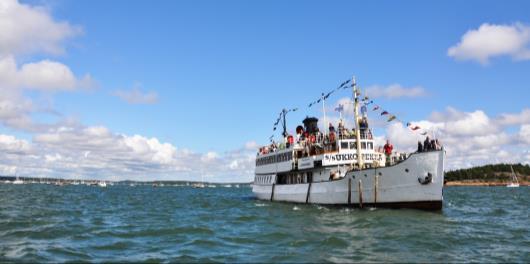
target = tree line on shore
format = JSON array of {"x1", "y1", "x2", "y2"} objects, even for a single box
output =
[{"x1": 445, "y1": 163, "x2": 530, "y2": 182}]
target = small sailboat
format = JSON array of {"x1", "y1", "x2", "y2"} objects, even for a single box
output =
[
  {"x1": 98, "y1": 181, "x2": 107, "y2": 188},
  {"x1": 507, "y1": 165, "x2": 520, "y2": 188},
  {"x1": 192, "y1": 174, "x2": 206, "y2": 188},
  {"x1": 192, "y1": 182, "x2": 206, "y2": 188},
  {"x1": 12, "y1": 176, "x2": 23, "y2": 185},
  {"x1": 12, "y1": 169, "x2": 23, "y2": 185}
]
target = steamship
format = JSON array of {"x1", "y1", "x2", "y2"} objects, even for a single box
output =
[{"x1": 252, "y1": 77, "x2": 445, "y2": 210}]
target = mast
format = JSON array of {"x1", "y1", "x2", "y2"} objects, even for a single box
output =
[
  {"x1": 322, "y1": 93, "x2": 327, "y2": 137},
  {"x1": 352, "y1": 76, "x2": 364, "y2": 169},
  {"x1": 510, "y1": 165, "x2": 519, "y2": 184}
]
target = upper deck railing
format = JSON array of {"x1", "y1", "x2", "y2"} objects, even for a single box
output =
[{"x1": 257, "y1": 129, "x2": 374, "y2": 157}]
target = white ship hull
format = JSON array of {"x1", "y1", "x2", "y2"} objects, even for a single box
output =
[{"x1": 253, "y1": 150, "x2": 445, "y2": 210}]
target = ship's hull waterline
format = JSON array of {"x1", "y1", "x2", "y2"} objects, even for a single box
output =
[{"x1": 253, "y1": 150, "x2": 445, "y2": 210}]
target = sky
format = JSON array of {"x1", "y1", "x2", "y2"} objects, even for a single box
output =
[{"x1": 0, "y1": 0, "x2": 529, "y2": 182}]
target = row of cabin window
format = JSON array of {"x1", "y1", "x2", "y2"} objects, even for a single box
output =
[
  {"x1": 340, "y1": 141, "x2": 374, "y2": 150},
  {"x1": 278, "y1": 172, "x2": 313, "y2": 185},
  {"x1": 256, "y1": 175, "x2": 272, "y2": 184},
  {"x1": 256, "y1": 152, "x2": 293, "y2": 166}
]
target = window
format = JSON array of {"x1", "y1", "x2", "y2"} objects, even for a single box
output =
[
  {"x1": 349, "y1": 142, "x2": 357, "y2": 149},
  {"x1": 341, "y1": 142, "x2": 349, "y2": 149},
  {"x1": 368, "y1": 142, "x2": 373, "y2": 150},
  {"x1": 361, "y1": 142, "x2": 367, "y2": 149}
]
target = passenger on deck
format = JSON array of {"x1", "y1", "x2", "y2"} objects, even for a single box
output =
[
  {"x1": 417, "y1": 141, "x2": 423, "y2": 152},
  {"x1": 435, "y1": 139, "x2": 441, "y2": 150},
  {"x1": 430, "y1": 139, "x2": 436, "y2": 151},
  {"x1": 360, "y1": 117, "x2": 368, "y2": 129},
  {"x1": 424, "y1": 136, "x2": 430, "y2": 151},
  {"x1": 338, "y1": 121, "x2": 344, "y2": 139},
  {"x1": 329, "y1": 123, "x2": 335, "y2": 134},
  {"x1": 384, "y1": 140, "x2": 393, "y2": 165}
]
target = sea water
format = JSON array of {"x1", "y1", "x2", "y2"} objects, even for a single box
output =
[{"x1": 0, "y1": 184, "x2": 528, "y2": 262}]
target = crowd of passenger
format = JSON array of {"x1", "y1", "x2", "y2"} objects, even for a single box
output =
[
  {"x1": 258, "y1": 120, "x2": 373, "y2": 156},
  {"x1": 258, "y1": 120, "x2": 442, "y2": 157},
  {"x1": 417, "y1": 136, "x2": 442, "y2": 152}
]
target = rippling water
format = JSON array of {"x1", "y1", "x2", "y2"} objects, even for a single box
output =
[{"x1": 0, "y1": 183, "x2": 529, "y2": 263}]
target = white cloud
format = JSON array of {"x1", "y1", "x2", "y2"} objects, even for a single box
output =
[
  {"x1": 245, "y1": 141, "x2": 258, "y2": 150},
  {"x1": 364, "y1": 84, "x2": 427, "y2": 99},
  {"x1": 0, "y1": 0, "x2": 81, "y2": 56},
  {"x1": 0, "y1": 55, "x2": 93, "y2": 92},
  {"x1": 519, "y1": 124, "x2": 530, "y2": 144},
  {"x1": 448, "y1": 22, "x2": 530, "y2": 64},
  {"x1": 444, "y1": 110, "x2": 498, "y2": 136},
  {"x1": 113, "y1": 87, "x2": 159, "y2": 105},
  {"x1": 20, "y1": 59, "x2": 94, "y2": 91},
  {"x1": 0, "y1": 0, "x2": 95, "y2": 132},
  {"x1": 0, "y1": 134, "x2": 31, "y2": 154},
  {"x1": 390, "y1": 108, "x2": 527, "y2": 169},
  {"x1": 0, "y1": 125, "x2": 256, "y2": 182},
  {"x1": 496, "y1": 108, "x2": 530, "y2": 126}
]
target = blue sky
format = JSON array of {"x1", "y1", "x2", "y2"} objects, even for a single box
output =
[{"x1": 1, "y1": 0, "x2": 529, "y2": 181}]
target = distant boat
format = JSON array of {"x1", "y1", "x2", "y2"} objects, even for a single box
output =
[
  {"x1": 192, "y1": 183, "x2": 206, "y2": 188},
  {"x1": 55, "y1": 181, "x2": 65, "y2": 186},
  {"x1": 193, "y1": 174, "x2": 206, "y2": 188},
  {"x1": 12, "y1": 175, "x2": 23, "y2": 185},
  {"x1": 98, "y1": 181, "x2": 107, "y2": 188},
  {"x1": 12, "y1": 167, "x2": 23, "y2": 184},
  {"x1": 507, "y1": 166, "x2": 520, "y2": 188}
]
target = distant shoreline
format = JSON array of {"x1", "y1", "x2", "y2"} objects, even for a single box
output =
[{"x1": 445, "y1": 180, "x2": 529, "y2": 186}]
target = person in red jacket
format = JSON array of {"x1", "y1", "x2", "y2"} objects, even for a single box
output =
[{"x1": 383, "y1": 140, "x2": 393, "y2": 165}]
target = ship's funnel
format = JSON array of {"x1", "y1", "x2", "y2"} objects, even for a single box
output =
[{"x1": 303, "y1": 117, "x2": 319, "y2": 134}]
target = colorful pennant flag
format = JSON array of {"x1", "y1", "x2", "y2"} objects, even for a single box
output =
[
  {"x1": 381, "y1": 111, "x2": 389, "y2": 116},
  {"x1": 411, "y1": 126, "x2": 421, "y2": 131},
  {"x1": 338, "y1": 79, "x2": 350, "y2": 89},
  {"x1": 373, "y1": 105, "x2": 380, "y2": 111},
  {"x1": 335, "y1": 104, "x2": 344, "y2": 112},
  {"x1": 387, "y1": 115, "x2": 396, "y2": 122}
]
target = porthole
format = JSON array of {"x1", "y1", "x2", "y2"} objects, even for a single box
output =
[
  {"x1": 378, "y1": 172, "x2": 382, "y2": 176},
  {"x1": 405, "y1": 168, "x2": 409, "y2": 173},
  {"x1": 364, "y1": 174, "x2": 367, "y2": 177}
]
